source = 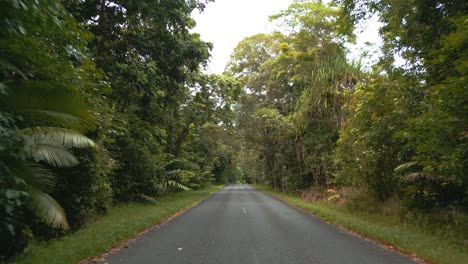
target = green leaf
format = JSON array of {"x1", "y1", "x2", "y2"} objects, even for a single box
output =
[
  {"x1": 395, "y1": 161, "x2": 418, "y2": 173},
  {"x1": 28, "y1": 189, "x2": 69, "y2": 230},
  {"x1": 17, "y1": 110, "x2": 92, "y2": 130},
  {"x1": 10, "y1": 162, "x2": 56, "y2": 193},
  {"x1": 138, "y1": 194, "x2": 159, "y2": 204},
  {"x1": 32, "y1": 145, "x2": 79, "y2": 168},
  {"x1": 5, "y1": 81, "x2": 94, "y2": 126},
  {"x1": 21, "y1": 127, "x2": 95, "y2": 148},
  {"x1": 167, "y1": 180, "x2": 192, "y2": 191},
  {"x1": 25, "y1": 163, "x2": 56, "y2": 192}
]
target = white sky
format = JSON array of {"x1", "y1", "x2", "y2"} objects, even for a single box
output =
[{"x1": 192, "y1": 0, "x2": 382, "y2": 74}]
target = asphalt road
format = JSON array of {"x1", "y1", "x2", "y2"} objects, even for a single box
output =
[{"x1": 104, "y1": 184, "x2": 417, "y2": 264}]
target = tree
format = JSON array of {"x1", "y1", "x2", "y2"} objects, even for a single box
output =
[
  {"x1": 231, "y1": 0, "x2": 361, "y2": 190},
  {"x1": 63, "y1": 0, "x2": 217, "y2": 201},
  {"x1": 1, "y1": 0, "x2": 101, "y2": 256},
  {"x1": 337, "y1": 0, "x2": 467, "y2": 207}
]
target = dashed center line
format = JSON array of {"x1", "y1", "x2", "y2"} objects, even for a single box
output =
[{"x1": 242, "y1": 208, "x2": 247, "y2": 214}]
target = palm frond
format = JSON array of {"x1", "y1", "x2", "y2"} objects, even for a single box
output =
[
  {"x1": 395, "y1": 161, "x2": 418, "y2": 173},
  {"x1": 138, "y1": 194, "x2": 159, "y2": 204},
  {"x1": 166, "y1": 169, "x2": 182, "y2": 176},
  {"x1": 32, "y1": 145, "x2": 79, "y2": 168},
  {"x1": 167, "y1": 180, "x2": 192, "y2": 191},
  {"x1": 28, "y1": 189, "x2": 69, "y2": 230},
  {"x1": 21, "y1": 127, "x2": 95, "y2": 148},
  {"x1": 17, "y1": 110, "x2": 92, "y2": 131},
  {"x1": 4, "y1": 80, "x2": 94, "y2": 126},
  {"x1": 25, "y1": 163, "x2": 56, "y2": 192},
  {"x1": 10, "y1": 162, "x2": 56, "y2": 193}
]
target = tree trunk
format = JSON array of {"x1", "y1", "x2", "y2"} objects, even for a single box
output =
[
  {"x1": 97, "y1": 0, "x2": 109, "y2": 58},
  {"x1": 173, "y1": 115, "x2": 196, "y2": 158}
]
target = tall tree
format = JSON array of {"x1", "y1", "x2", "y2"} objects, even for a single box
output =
[
  {"x1": 336, "y1": 0, "x2": 467, "y2": 206},
  {"x1": 230, "y1": 0, "x2": 361, "y2": 190}
]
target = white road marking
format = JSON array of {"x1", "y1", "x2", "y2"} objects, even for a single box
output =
[
  {"x1": 178, "y1": 248, "x2": 183, "y2": 251},
  {"x1": 242, "y1": 208, "x2": 247, "y2": 214}
]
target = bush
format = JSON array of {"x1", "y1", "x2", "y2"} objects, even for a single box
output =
[
  {"x1": 334, "y1": 79, "x2": 409, "y2": 201},
  {"x1": 401, "y1": 173, "x2": 466, "y2": 212},
  {"x1": 52, "y1": 147, "x2": 113, "y2": 229},
  {"x1": 110, "y1": 117, "x2": 166, "y2": 201}
]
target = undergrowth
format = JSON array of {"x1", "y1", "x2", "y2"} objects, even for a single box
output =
[
  {"x1": 11, "y1": 185, "x2": 222, "y2": 264},
  {"x1": 253, "y1": 184, "x2": 468, "y2": 264}
]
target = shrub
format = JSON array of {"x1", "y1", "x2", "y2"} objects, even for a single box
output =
[{"x1": 110, "y1": 117, "x2": 166, "y2": 201}]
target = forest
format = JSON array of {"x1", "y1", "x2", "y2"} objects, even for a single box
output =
[{"x1": 1, "y1": 0, "x2": 466, "y2": 261}]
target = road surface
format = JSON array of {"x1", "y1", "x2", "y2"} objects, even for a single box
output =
[{"x1": 104, "y1": 184, "x2": 416, "y2": 264}]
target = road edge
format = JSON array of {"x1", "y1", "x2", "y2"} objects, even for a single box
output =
[
  {"x1": 79, "y1": 185, "x2": 224, "y2": 264},
  {"x1": 252, "y1": 185, "x2": 428, "y2": 264}
]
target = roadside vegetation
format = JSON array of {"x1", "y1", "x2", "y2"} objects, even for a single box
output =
[
  {"x1": 1, "y1": 0, "x2": 239, "y2": 261},
  {"x1": 1, "y1": 0, "x2": 466, "y2": 263},
  {"x1": 253, "y1": 184, "x2": 467, "y2": 264},
  {"x1": 231, "y1": 2, "x2": 467, "y2": 263},
  {"x1": 13, "y1": 185, "x2": 222, "y2": 264}
]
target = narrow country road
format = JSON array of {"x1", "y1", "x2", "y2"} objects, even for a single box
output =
[{"x1": 104, "y1": 184, "x2": 416, "y2": 264}]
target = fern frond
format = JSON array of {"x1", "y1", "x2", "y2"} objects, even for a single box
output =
[
  {"x1": 32, "y1": 145, "x2": 79, "y2": 168},
  {"x1": 21, "y1": 127, "x2": 95, "y2": 148},
  {"x1": 28, "y1": 189, "x2": 69, "y2": 230}
]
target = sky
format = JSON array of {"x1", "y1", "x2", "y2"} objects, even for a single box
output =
[
  {"x1": 191, "y1": 0, "x2": 292, "y2": 74},
  {"x1": 191, "y1": 0, "x2": 382, "y2": 74}
]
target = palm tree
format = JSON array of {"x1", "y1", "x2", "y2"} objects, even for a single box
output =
[
  {"x1": 0, "y1": 0, "x2": 99, "y2": 236},
  {"x1": 3, "y1": 80, "x2": 96, "y2": 230}
]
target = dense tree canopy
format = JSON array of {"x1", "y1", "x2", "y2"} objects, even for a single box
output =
[
  {"x1": 0, "y1": 0, "x2": 239, "y2": 259},
  {"x1": 1, "y1": 0, "x2": 466, "y2": 260},
  {"x1": 230, "y1": 0, "x2": 466, "y2": 216},
  {"x1": 228, "y1": 0, "x2": 362, "y2": 190}
]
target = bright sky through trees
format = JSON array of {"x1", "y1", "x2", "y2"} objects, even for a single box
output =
[
  {"x1": 192, "y1": 0, "x2": 292, "y2": 73},
  {"x1": 192, "y1": 0, "x2": 382, "y2": 73}
]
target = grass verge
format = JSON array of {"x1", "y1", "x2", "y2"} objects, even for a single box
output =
[
  {"x1": 252, "y1": 184, "x2": 467, "y2": 264},
  {"x1": 13, "y1": 185, "x2": 223, "y2": 264}
]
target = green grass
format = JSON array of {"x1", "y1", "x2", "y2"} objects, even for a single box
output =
[
  {"x1": 12, "y1": 185, "x2": 223, "y2": 264},
  {"x1": 252, "y1": 184, "x2": 468, "y2": 264}
]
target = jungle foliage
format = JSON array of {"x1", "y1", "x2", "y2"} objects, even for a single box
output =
[
  {"x1": 1, "y1": 0, "x2": 466, "y2": 260},
  {"x1": 1, "y1": 0, "x2": 240, "y2": 259},
  {"x1": 230, "y1": 0, "x2": 467, "y2": 234}
]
